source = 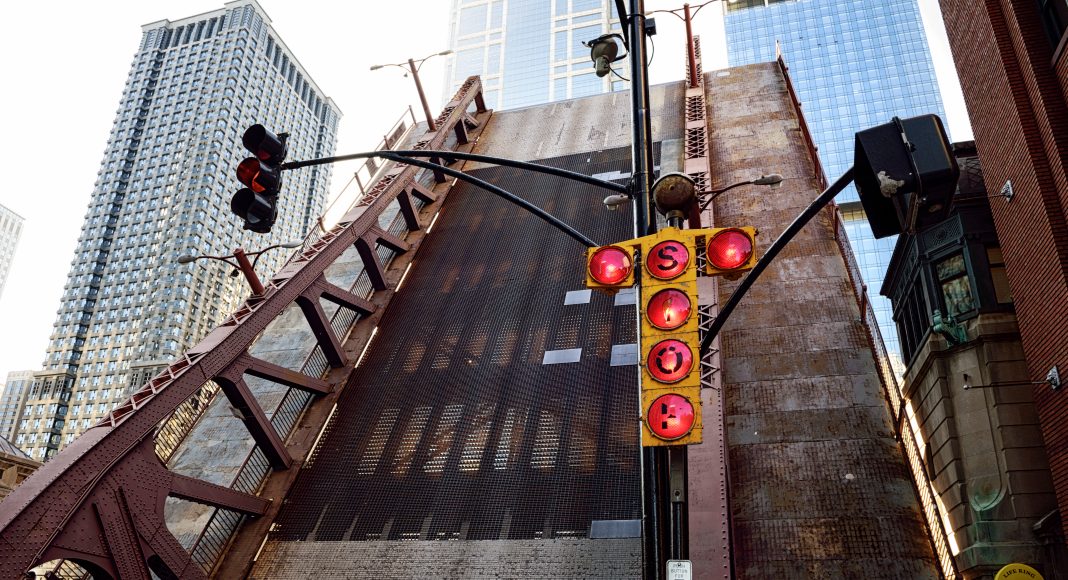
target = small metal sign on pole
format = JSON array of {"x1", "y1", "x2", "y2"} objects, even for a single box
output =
[{"x1": 667, "y1": 560, "x2": 692, "y2": 580}]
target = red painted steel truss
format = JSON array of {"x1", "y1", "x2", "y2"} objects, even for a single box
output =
[
  {"x1": 0, "y1": 78, "x2": 488, "y2": 580},
  {"x1": 684, "y1": 36, "x2": 731, "y2": 579}
]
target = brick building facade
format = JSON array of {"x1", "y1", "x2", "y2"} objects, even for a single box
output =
[{"x1": 937, "y1": 0, "x2": 1068, "y2": 541}]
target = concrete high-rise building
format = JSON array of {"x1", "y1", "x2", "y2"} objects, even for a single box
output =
[
  {"x1": 724, "y1": 0, "x2": 948, "y2": 367},
  {"x1": 0, "y1": 370, "x2": 34, "y2": 441},
  {"x1": 16, "y1": 0, "x2": 340, "y2": 461},
  {"x1": 444, "y1": 0, "x2": 627, "y2": 111},
  {"x1": 0, "y1": 203, "x2": 25, "y2": 301}
]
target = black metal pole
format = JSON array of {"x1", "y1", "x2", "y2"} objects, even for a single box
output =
[
  {"x1": 698, "y1": 167, "x2": 855, "y2": 358},
  {"x1": 625, "y1": 1, "x2": 664, "y2": 578},
  {"x1": 629, "y1": 0, "x2": 655, "y2": 238},
  {"x1": 668, "y1": 446, "x2": 688, "y2": 560}
]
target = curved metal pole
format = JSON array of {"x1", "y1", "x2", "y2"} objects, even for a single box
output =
[
  {"x1": 698, "y1": 167, "x2": 855, "y2": 357},
  {"x1": 371, "y1": 52, "x2": 450, "y2": 131},
  {"x1": 699, "y1": 180, "x2": 754, "y2": 211},
  {"x1": 191, "y1": 254, "x2": 239, "y2": 268},
  {"x1": 282, "y1": 150, "x2": 630, "y2": 194},
  {"x1": 377, "y1": 152, "x2": 599, "y2": 248}
]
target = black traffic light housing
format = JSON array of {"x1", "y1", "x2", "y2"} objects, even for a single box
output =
[
  {"x1": 855, "y1": 114, "x2": 959, "y2": 238},
  {"x1": 233, "y1": 124, "x2": 288, "y2": 233}
]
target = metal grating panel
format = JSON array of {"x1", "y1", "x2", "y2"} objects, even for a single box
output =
[{"x1": 272, "y1": 147, "x2": 658, "y2": 553}]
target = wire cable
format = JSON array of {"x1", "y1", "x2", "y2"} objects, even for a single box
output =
[{"x1": 647, "y1": 31, "x2": 655, "y2": 67}]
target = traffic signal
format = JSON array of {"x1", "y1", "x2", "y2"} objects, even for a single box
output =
[
  {"x1": 854, "y1": 114, "x2": 959, "y2": 238},
  {"x1": 585, "y1": 226, "x2": 758, "y2": 446},
  {"x1": 704, "y1": 227, "x2": 758, "y2": 279},
  {"x1": 638, "y1": 228, "x2": 702, "y2": 447},
  {"x1": 586, "y1": 244, "x2": 635, "y2": 294},
  {"x1": 233, "y1": 124, "x2": 287, "y2": 233}
]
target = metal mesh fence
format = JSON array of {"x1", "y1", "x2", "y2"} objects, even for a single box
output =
[{"x1": 272, "y1": 146, "x2": 648, "y2": 545}]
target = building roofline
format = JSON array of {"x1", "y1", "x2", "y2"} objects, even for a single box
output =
[
  {"x1": 139, "y1": 0, "x2": 341, "y2": 118},
  {"x1": 0, "y1": 202, "x2": 25, "y2": 222}
]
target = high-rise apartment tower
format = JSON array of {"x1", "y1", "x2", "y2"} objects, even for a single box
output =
[
  {"x1": 0, "y1": 203, "x2": 25, "y2": 301},
  {"x1": 444, "y1": 0, "x2": 627, "y2": 110},
  {"x1": 725, "y1": 0, "x2": 949, "y2": 366},
  {"x1": 0, "y1": 371, "x2": 34, "y2": 441},
  {"x1": 15, "y1": 0, "x2": 340, "y2": 461}
]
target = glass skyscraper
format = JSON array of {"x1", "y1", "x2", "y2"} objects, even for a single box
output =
[
  {"x1": 725, "y1": 0, "x2": 947, "y2": 366},
  {"x1": 14, "y1": 0, "x2": 340, "y2": 461},
  {"x1": 445, "y1": 0, "x2": 627, "y2": 111}
]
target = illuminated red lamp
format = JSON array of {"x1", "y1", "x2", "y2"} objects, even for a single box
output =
[
  {"x1": 707, "y1": 229, "x2": 754, "y2": 271},
  {"x1": 588, "y1": 246, "x2": 633, "y2": 285},
  {"x1": 647, "y1": 339, "x2": 693, "y2": 383},
  {"x1": 646, "y1": 288, "x2": 691, "y2": 330},
  {"x1": 647, "y1": 393, "x2": 696, "y2": 440},
  {"x1": 646, "y1": 240, "x2": 690, "y2": 280},
  {"x1": 236, "y1": 157, "x2": 279, "y2": 194}
]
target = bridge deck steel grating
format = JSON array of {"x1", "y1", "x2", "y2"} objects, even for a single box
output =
[{"x1": 271, "y1": 146, "x2": 654, "y2": 546}]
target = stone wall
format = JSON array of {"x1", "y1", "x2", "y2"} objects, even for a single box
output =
[
  {"x1": 904, "y1": 313, "x2": 1061, "y2": 577},
  {"x1": 0, "y1": 446, "x2": 39, "y2": 504}
]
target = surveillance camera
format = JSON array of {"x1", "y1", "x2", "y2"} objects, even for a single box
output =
[{"x1": 603, "y1": 194, "x2": 630, "y2": 211}]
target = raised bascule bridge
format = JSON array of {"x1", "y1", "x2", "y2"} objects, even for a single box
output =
[{"x1": 0, "y1": 50, "x2": 956, "y2": 580}]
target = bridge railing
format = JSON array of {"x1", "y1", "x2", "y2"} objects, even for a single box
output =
[
  {"x1": 185, "y1": 243, "x2": 387, "y2": 570},
  {"x1": 315, "y1": 106, "x2": 419, "y2": 234},
  {"x1": 184, "y1": 85, "x2": 484, "y2": 575},
  {"x1": 831, "y1": 204, "x2": 958, "y2": 578},
  {"x1": 0, "y1": 76, "x2": 488, "y2": 579},
  {"x1": 150, "y1": 107, "x2": 419, "y2": 469}
]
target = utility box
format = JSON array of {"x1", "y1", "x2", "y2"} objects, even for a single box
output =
[{"x1": 854, "y1": 114, "x2": 959, "y2": 238}]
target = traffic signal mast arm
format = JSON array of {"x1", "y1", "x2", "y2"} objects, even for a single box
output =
[
  {"x1": 375, "y1": 152, "x2": 599, "y2": 248},
  {"x1": 271, "y1": 147, "x2": 636, "y2": 249},
  {"x1": 281, "y1": 148, "x2": 630, "y2": 194}
]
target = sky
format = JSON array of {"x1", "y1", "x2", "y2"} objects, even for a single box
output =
[{"x1": 0, "y1": 0, "x2": 970, "y2": 384}]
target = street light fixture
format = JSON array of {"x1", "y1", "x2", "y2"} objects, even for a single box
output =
[
  {"x1": 370, "y1": 50, "x2": 454, "y2": 132},
  {"x1": 177, "y1": 241, "x2": 302, "y2": 296},
  {"x1": 584, "y1": 33, "x2": 628, "y2": 78},
  {"x1": 698, "y1": 174, "x2": 783, "y2": 211}
]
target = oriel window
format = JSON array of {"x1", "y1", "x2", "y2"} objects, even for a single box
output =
[{"x1": 936, "y1": 253, "x2": 975, "y2": 317}]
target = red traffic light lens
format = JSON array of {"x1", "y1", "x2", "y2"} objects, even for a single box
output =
[
  {"x1": 707, "y1": 229, "x2": 753, "y2": 270},
  {"x1": 646, "y1": 240, "x2": 690, "y2": 280},
  {"x1": 647, "y1": 393, "x2": 695, "y2": 440},
  {"x1": 236, "y1": 158, "x2": 280, "y2": 194},
  {"x1": 589, "y1": 246, "x2": 633, "y2": 285},
  {"x1": 237, "y1": 158, "x2": 266, "y2": 192},
  {"x1": 646, "y1": 288, "x2": 691, "y2": 330},
  {"x1": 647, "y1": 339, "x2": 693, "y2": 383}
]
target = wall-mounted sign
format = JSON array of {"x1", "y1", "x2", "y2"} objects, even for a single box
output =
[{"x1": 995, "y1": 563, "x2": 1043, "y2": 580}]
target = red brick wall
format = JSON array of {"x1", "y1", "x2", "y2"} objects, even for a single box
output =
[{"x1": 939, "y1": 0, "x2": 1068, "y2": 540}]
